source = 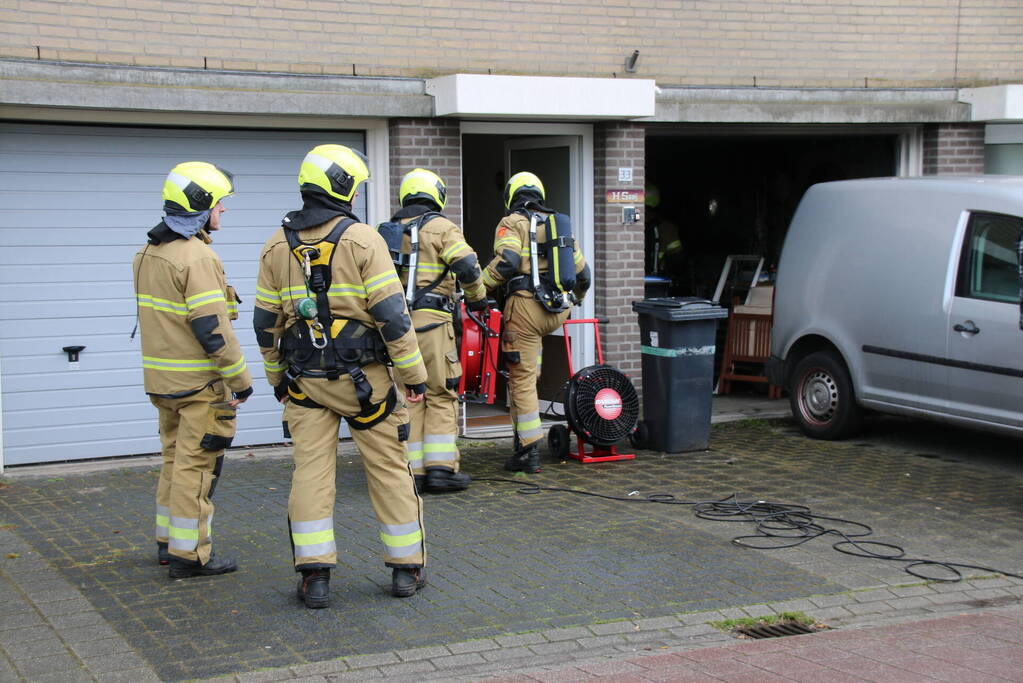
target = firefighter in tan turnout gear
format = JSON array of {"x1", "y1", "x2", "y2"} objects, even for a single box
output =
[
  {"x1": 379, "y1": 168, "x2": 489, "y2": 493},
  {"x1": 132, "y1": 161, "x2": 252, "y2": 578},
  {"x1": 253, "y1": 145, "x2": 428, "y2": 609},
  {"x1": 482, "y1": 172, "x2": 591, "y2": 473}
]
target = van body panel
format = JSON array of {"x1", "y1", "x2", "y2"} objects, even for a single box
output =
[{"x1": 773, "y1": 176, "x2": 1023, "y2": 438}]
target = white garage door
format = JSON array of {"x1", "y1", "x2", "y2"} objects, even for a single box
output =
[{"x1": 0, "y1": 123, "x2": 367, "y2": 466}]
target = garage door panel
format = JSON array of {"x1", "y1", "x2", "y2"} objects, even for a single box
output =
[{"x1": 1, "y1": 122, "x2": 365, "y2": 464}]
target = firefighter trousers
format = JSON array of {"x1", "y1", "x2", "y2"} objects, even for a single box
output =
[
  {"x1": 152, "y1": 382, "x2": 233, "y2": 565},
  {"x1": 501, "y1": 294, "x2": 570, "y2": 448},
  {"x1": 406, "y1": 311, "x2": 462, "y2": 476},
  {"x1": 283, "y1": 363, "x2": 425, "y2": 571}
]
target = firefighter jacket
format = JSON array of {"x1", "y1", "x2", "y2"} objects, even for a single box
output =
[
  {"x1": 133, "y1": 226, "x2": 252, "y2": 398},
  {"x1": 253, "y1": 216, "x2": 428, "y2": 390},
  {"x1": 482, "y1": 211, "x2": 591, "y2": 301},
  {"x1": 395, "y1": 205, "x2": 487, "y2": 315}
]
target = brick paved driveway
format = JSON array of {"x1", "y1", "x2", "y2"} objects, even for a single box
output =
[{"x1": 1, "y1": 419, "x2": 1020, "y2": 681}]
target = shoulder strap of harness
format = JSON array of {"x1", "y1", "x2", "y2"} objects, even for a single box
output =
[
  {"x1": 283, "y1": 218, "x2": 379, "y2": 414},
  {"x1": 406, "y1": 212, "x2": 451, "y2": 307}
]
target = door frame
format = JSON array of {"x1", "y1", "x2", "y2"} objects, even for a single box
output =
[{"x1": 460, "y1": 121, "x2": 596, "y2": 367}]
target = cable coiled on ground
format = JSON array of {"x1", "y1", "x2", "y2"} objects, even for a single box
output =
[{"x1": 476, "y1": 477, "x2": 1023, "y2": 583}]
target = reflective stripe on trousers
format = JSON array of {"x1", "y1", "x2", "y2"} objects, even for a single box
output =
[
  {"x1": 423, "y1": 434, "x2": 456, "y2": 466},
  {"x1": 156, "y1": 504, "x2": 170, "y2": 539},
  {"x1": 514, "y1": 410, "x2": 542, "y2": 443},
  {"x1": 291, "y1": 517, "x2": 336, "y2": 559},
  {"x1": 168, "y1": 514, "x2": 210, "y2": 552},
  {"x1": 406, "y1": 441, "x2": 423, "y2": 467},
  {"x1": 379, "y1": 521, "x2": 423, "y2": 560}
]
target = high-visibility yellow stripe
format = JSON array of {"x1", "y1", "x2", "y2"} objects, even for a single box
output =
[
  {"x1": 256, "y1": 286, "x2": 281, "y2": 304},
  {"x1": 442, "y1": 241, "x2": 471, "y2": 261},
  {"x1": 380, "y1": 529, "x2": 423, "y2": 548},
  {"x1": 186, "y1": 290, "x2": 227, "y2": 310},
  {"x1": 219, "y1": 358, "x2": 247, "y2": 378},
  {"x1": 143, "y1": 356, "x2": 216, "y2": 371},
  {"x1": 393, "y1": 349, "x2": 422, "y2": 368},
  {"x1": 292, "y1": 529, "x2": 334, "y2": 546},
  {"x1": 156, "y1": 514, "x2": 169, "y2": 527},
  {"x1": 264, "y1": 360, "x2": 286, "y2": 371},
  {"x1": 482, "y1": 270, "x2": 498, "y2": 288},
  {"x1": 365, "y1": 272, "x2": 399, "y2": 294},
  {"x1": 516, "y1": 416, "x2": 542, "y2": 431},
  {"x1": 574, "y1": 249, "x2": 584, "y2": 264},
  {"x1": 137, "y1": 294, "x2": 188, "y2": 314},
  {"x1": 168, "y1": 525, "x2": 199, "y2": 540}
]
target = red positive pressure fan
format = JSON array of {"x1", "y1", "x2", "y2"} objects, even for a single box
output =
[{"x1": 548, "y1": 318, "x2": 639, "y2": 463}]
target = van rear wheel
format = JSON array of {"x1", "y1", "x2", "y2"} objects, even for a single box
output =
[{"x1": 789, "y1": 350, "x2": 861, "y2": 440}]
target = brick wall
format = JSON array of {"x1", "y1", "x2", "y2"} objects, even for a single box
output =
[
  {"x1": 2, "y1": 1, "x2": 1021, "y2": 87},
  {"x1": 387, "y1": 118, "x2": 461, "y2": 225},
  {"x1": 593, "y1": 122, "x2": 645, "y2": 396},
  {"x1": 922, "y1": 123, "x2": 986, "y2": 175}
]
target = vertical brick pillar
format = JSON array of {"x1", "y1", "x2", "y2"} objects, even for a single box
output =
[
  {"x1": 388, "y1": 118, "x2": 462, "y2": 224},
  {"x1": 593, "y1": 121, "x2": 646, "y2": 397},
  {"x1": 922, "y1": 123, "x2": 986, "y2": 175}
]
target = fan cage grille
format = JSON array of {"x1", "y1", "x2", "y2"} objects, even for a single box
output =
[{"x1": 566, "y1": 365, "x2": 640, "y2": 446}]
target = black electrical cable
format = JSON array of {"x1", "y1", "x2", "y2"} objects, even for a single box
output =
[{"x1": 474, "y1": 477, "x2": 1023, "y2": 583}]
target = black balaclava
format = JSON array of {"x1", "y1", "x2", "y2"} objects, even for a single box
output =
[{"x1": 282, "y1": 187, "x2": 360, "y2": 231}]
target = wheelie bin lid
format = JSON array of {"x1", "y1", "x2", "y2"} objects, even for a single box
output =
[{"x1": 632, "y1": 297, "x2": 728, "y2": 321}]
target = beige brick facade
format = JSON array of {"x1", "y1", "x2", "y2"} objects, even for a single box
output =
[{"x1": 3, "y1": 0, "x2": 1021, "y2": 87}]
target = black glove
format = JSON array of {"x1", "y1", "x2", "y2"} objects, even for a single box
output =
[
  {"x1": 233, "y1": 386, "x2": 253, "y2": 401},
  {"x1": 466, "y1": 297, "x2": 489, "y2": 312},
  {"x1": 273, "y1": 382, "x2": 290, "y2": 402},
  {"x1": 408, "y1": 382, "x2": 427, "y2": 396}
]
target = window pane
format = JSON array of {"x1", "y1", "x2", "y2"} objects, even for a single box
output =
[{"x1": 957, "y1": 212, "x2": 1023, "y2": 303}]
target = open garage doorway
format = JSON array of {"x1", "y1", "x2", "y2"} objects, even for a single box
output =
[
  {"x1": 459, "y1": 123, "x2": 595, "y2": 437},
  {"x1": 645, "y1": 126, "x2": 917, "y2": 397},
  {"x1": 644, "y1": 127, "x2": 911, "y2": 301}
]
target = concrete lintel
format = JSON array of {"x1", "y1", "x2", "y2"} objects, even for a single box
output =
[
  {"x1": 650, "y1": 86, "x2": 967, "y2": 124},
  {"x1": 0, "y1": 59, "x2": 432, "y2": 119},
  {"x1": 959, "y1": 85, "x2": 1023, "y2": 122},
  {"x1": 426, "y1": 74, "x2": 656, "y2": 119}
]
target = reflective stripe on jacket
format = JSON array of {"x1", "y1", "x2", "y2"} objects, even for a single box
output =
[{"x1": 133, "y1": 233, "x2": 251, "y2": 396}]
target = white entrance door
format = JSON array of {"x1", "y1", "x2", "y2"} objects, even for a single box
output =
[{"x1": 503, "y1": 134, "x2": 595, "y2": 370}]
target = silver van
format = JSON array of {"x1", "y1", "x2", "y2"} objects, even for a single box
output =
[{"x1": 767, "y1": 176, "x2": 1023, "y2": 439}]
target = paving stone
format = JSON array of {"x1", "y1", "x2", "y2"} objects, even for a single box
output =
[
  {"x1": 342, "y1": 652, "x2": 400, "y2": 669},
  {"x1": 69, "y1": 638, "x2": 134, "y2": 659},
  {"x1": 5, "y1": 636, "x2": 67, "y2": 661},
  {"x1": 288, "y1": 659, "x2": 349, "y2": 677},
  {"x1": 81, "y1": 652, "x2": 150, "y2": 674},
  {"x1": 587, "y1": 621, "x2": 635, "y2": 636},
  {"x1": 445, "y1": 639, "x2": 499, "y2": 654},
  {"x1": 528, "y1": 640, "x2": 582, "y2": 656},
  {"x1": 375, "y1": 659, "x2": 436, "y2": 676},
  {"x1": 394, "y1": 645, "x2": 450, "y2": 662},
  {"x1": 429, "y1": 652, "x2": 487, "y2": 669},
  {"x1": 494, "y1": 632, "x2": 547, "y2": 647},
  {"x1": 14, "y1": 652, "x2": 82, "y2": 678},
  {"x1": 93, "y1": 669, "x2": 162, "y2": 683},
  {"x1": 541, "y1": 627, "x2": 592, "y2": 643}
]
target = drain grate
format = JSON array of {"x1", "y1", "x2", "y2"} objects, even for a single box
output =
[{"x1": 735, "y1": 622, "x2": 819, "y2": 639}]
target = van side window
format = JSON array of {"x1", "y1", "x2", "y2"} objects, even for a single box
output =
[{"x1": 955, "y1": 212, "x2": 1023, "y2": 304}]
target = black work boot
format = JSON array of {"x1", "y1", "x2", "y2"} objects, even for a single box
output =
[
  {"x1": 425, "y1": 468, "x2": 470, "y2": 493},
  {"x1": 296, "y1": 568, "x2": 330, "y2": 609},
  {"x1": 157, "y1": 541, "x2": 170, "y2": 566},
  {"x1": 168, "y1": 552, "x2": 237, "y2": 579},
  {"x1": 504, "y1": 443, "x2": 541, "y2": 474},
  {"x1": 391, "y1": 567, "x2": 426, "y2": 597}
]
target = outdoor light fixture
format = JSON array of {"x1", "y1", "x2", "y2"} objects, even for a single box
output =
[{"x1": 625, "y1": 50, "x2": 640, "y2": 73}]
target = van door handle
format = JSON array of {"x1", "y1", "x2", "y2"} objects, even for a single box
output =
[{"x1": 953, "y1": 321, "x2": 980, "y2": 334}]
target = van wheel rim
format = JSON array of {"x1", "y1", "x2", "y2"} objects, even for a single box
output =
[{"x1": 799, "y1": 370, "x2": 838, "y2": 425}]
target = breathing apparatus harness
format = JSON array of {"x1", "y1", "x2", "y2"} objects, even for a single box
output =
[
  {"x1": 280, "y1": 218, "x2": 393, "y2": 422},
  {"x1": 377, "y1": 211, "x2": 456, "y2": 334},
  {"x1": 506, "y1": 208, "x2": 579, "y2": 314}
]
